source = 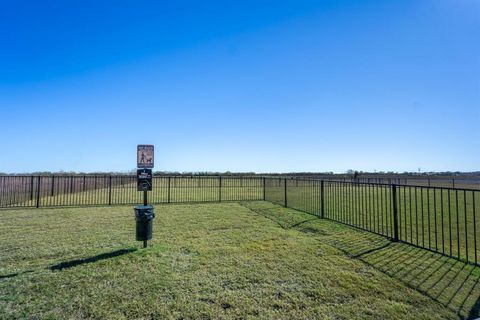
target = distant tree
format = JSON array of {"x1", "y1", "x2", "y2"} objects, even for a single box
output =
[{"x1": 353, "y1": 171, "x2": 360, "y2": 180}]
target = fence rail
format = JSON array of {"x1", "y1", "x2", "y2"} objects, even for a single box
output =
[
  {"x1": 0, "y1": 175, "x2": 264, "y2": 208},
  {"x1": 1, "y1": 175, "x2": 479, "y2": 266},
  {"x1": 264, "y1": 178, "x2": 480, "y2": 267},
  {"x1": 267, "y1": 176, "x2": 480, "y2": 189}
]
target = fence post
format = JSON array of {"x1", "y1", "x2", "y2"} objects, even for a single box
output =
[
  {"x1": 452, "y1": 179, "x2": 455, "y2": 189},
  {"x1": 1, "y1": 177, "x2": 4, "y2": 206},
  {"x1": 392, "y1": 184, "x2": 399, "y2": 242},
  {"x1": 284, "y1": 178, "x2": 287, "y2": 207},
  {"x1": 262, "y1": 177, "x2": 266, "y2": 201},
  {"x1": 0, "y1": 177, "x2": 3, "y2": 207},
  {"x1": 320, "y1": 180, "x2": 324, "y2": 218},
  {"x1": 51, "y1": 175, "x2": 55, "y2": 197},
  {"x1": 108, "y1": 176, "x2": 112, "y2": 205},
  {"x1": 28, "y1": 176, "x2": 34, "y2": 201},
  {"x1": 219, "y1": 176, "x2": 222, "y2": 202},
  {"x1": 83, "y1": 175, "x2": 86, "y2": 192},
  {"x1": 167, "y1": 177, "x2": 171, "y2": 203},
  {"x1": 36, "y1": 176, "x2": 41, "y2": 208}
]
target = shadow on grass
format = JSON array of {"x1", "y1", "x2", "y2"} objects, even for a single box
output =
[
  {"x1": 242, "y1": 201, "x2": 480, "y2": 320},
  {"x1": 0, "y1": 273, "x2": 20, "y2": 279},
  {"x1": 0, "y1": 270, "x2": 34, "y2": 280},
  {"x1": 50, "y1": 248, "x2": 137, "y2": 271}
]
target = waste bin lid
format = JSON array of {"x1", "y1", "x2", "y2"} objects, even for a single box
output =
[{"x1": 134, "y1": 205, "x2": 154, "y2": 210}]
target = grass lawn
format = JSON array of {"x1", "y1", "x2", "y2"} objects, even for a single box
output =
[
  {"x1": 1, "y1": 201, "x2": 480, "y2": 319},
  {"x1": 3, "y1": 177, "x2": 479, "y2": 265},
  {"x1": 267, "y1": 182, "x2": 480, "y2": 265}
]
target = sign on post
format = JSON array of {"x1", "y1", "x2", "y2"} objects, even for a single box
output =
[
  {"x1": 137, "y1": 145, "x2": 154, "y2": 169},
  {"x1": 135, "y1": 144, "x2": 155, "y2": 248},
  {"x1": 137, "y1": 169, "x2": 153, "y2": 191}
]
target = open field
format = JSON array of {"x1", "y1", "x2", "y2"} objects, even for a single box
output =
[{"x1": 2, "y1": 202, "x2": 479, "y2": 319}]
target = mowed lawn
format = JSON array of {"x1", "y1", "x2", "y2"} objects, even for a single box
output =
[
  {"x1": 268, "y1": 182, "x2": 480, "y2": 265},
  {"x1": 1, "y1": 202, "x2": 479, "y2": 319}
]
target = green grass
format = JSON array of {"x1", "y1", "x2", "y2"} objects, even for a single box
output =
[
  {"x1": 267, "y1": 181, "x2": 480, "y2": 265},
  {"x1": 4, "y1": 177, "x2": 479, "y2": 265},
  {"x1": 1, "y1": 201, "x2": 479, "y2": 319}
]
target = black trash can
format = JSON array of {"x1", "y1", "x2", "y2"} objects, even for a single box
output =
[{"x1": 134, "y1": 205, "x2": 155, "y2": 241}]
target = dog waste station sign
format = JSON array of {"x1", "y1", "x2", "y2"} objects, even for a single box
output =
[
  {"x1": 134, "y1": 145, "x2": 155, "y2": 248},
  {"x1": 137, "y1": 169, "x2": 152, "y2": 191},
  {"x1": 137, "y1": 145, "x2": 154, "y2": 168}
]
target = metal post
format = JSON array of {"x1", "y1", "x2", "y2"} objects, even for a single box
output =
[
  {"x1": 36, "y1": 176, "x2": 41, "y2": 208},
  {"x1": 51, "y1": 175, "x2": 55, "y2": 197},
  {"x1": 0, "y1": 176, "x2": 3, "y2": 207},
  {"x1": 219, "y1": 176, "x2": 222, "y2": 202},
  {"x1": 167, "y1": 177, "x2": 171, "y2": 203},
  {"x1": 30, "y1": 176, "x2": 34, "y2": 201},
  {"x1": 83, "y1": 175, "x2": 86, "y2": 192},
  {"x1": 108, "y1": 176, "x2": 112, "y2": 205},
  {"x1": 320, "y1": 180, "x2": 325, "y2": 218},
  {"x1": 284, "y1": 178, "x2": 287, "y2": 207},
  {"x1": 143, "y1": 189, "x2": 148, "y2": 248},
  {"x1": 262, "y1": 177, "x2": 266, "y2": 201},
  {"x1": 392, "y1": 184, "x2": 399, "y2": 242}
]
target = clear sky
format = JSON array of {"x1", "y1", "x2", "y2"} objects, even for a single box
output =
[{"x1": 0, "y1": 0, "x2": 478, "y2": 173}]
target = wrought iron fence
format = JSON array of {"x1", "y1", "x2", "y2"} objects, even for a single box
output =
[
  {"x1": 1, "y1": 175, "x2": 479, "y2": 266},
  {"x1": 343, "y1": 177, "x2": 480, "y2": 189},
  {"x1": 270, "y1": 176, "x2": 480, "y2": 189},
  {"x1": 0, "y1": 175, "x2": 264, "y2": 208},
  {"x1": 264, "y1": 178, "x2": 480, "y2": 266}
]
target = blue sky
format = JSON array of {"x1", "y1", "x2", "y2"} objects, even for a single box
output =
[{"x1": 0, "y1": 0, "x2": 478, "y2": 173}]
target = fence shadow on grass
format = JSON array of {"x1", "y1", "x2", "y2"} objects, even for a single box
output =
[
  {"x1": 49, "y1": 248, "x2": 137, "y2": 271},
  {"x1": 0, "y1": 270, "x2": 34, "y2": 280},
  {"x1": 321, "y1": 233, "x2": 480, "y2": 320},
  {"x1": 241, "y1": 201, "x2": 480, "y2": 320}
]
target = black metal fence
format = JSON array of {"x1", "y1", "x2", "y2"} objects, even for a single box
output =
[
  {"x1": 342, "y1": 177, "x2": 480, "y2": 189},
  {"x1": 278, "y1": 176, "x2": 480, "y2": 189},
  {"x1": 0, "y1": 175, "x2": 264, "y2": 208},
  {"x1": 264, "y1": 178, "x2": 480, "y2": 266},
  {"x1": 1, "y1": 175, "x2": 479, "y2": 266}
]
